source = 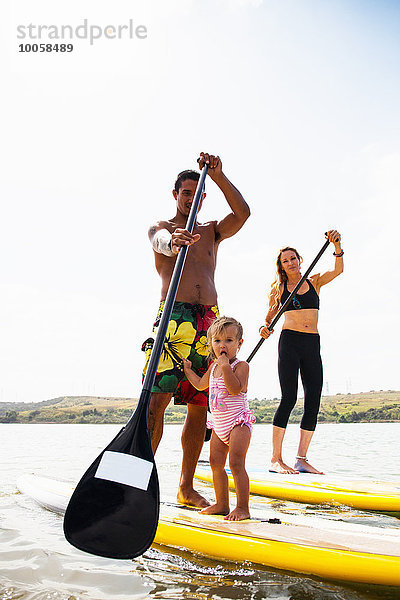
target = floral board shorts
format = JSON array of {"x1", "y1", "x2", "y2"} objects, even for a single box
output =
[{"x1": 142, "y1": 301, "x2": 219, "y2": 406}]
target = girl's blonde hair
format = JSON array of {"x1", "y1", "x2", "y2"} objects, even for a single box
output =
[
  {"x1": 207, "y1": 316, "x2": 243, "y2": 360},
  {"x1": 269, "y1": 247, "x2": 303, "y2": 311}
]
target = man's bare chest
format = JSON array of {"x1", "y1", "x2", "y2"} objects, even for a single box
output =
[{"x1": 188, "y1": 227, "x2": 217, "y2": 263}]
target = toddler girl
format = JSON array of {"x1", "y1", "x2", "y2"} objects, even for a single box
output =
[{"x1": 183, "y1": 316, "x2": 255, "y2": 521}]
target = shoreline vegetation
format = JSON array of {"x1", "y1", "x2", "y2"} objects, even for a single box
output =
[{"x1": 1, "y1": 391, "x2": 399, "y2": 425}]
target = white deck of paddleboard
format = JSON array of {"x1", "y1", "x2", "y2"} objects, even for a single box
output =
[{"x1": 17, "y1": 474, "x2": 400, "y2": 558}]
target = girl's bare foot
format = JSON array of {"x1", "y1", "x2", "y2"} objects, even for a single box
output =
[
  {"x1": 224, "y1": 507, "x2": 250, "y2": 521},
  {"x1": 200, "y1": 503, "x2": 229, "y2": 516},
  {"x1": 270, "y1": 460, "x2": 299, "y2": 474},
  {"x1": 294, "y1": 457, "x2": 324, "y2": 474}
]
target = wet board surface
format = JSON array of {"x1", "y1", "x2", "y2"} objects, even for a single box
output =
[
  {"x1": 17, "y1": 474, "x2": 400, "y2": 587},
  {"x1": 159, "y1": 502, "x2": 400, "y2": 555}
]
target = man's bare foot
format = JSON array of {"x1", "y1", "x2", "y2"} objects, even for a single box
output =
[
  {"x1": 224, "y1": 507, "x2": 250, "y2": 521},
  {"x1": 294, "y1": 458, "x2": 324, "y2": 475},
  {"x1": 177, "y1": 487, "x2": 210, "y2": 509},
  {"x1": 270, "y1": 460, "x2": 299, "y2": 474},
  {"x1": 200, "y1": 503, "x2": 229, "y2": 516}
]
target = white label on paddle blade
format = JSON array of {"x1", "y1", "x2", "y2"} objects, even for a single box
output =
[{"x1": 94, "y1": 451, "x2": 153, "y2": 491}]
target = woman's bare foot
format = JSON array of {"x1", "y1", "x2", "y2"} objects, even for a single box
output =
[
  {"x1": 200, "y1": 503, "x2": 230, "y2": 516},
  {"x1": 177, "y1": 487, "x2": 210, "y2": 508},
  {"x1": 294, "y1": 458, "x2": 324, "y2": 474},
  {"x1": 224, "y1": 507, "x2": 250, "y2": 521},
  {"x1": 270, "y1": 460, "x2": 299, "y2": 474}
]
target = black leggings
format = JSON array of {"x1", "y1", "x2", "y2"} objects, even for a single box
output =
[{"x1": 273, "y1": 329, "x2": 323, "y2": 432}]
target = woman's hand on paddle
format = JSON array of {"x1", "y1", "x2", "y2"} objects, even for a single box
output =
[
  {"x1": 325, "y1": 229, "x2": 341, "y2": 251},
  {"x1": 198, "y1": 152, "x2": 223, "y2": 182},
  {"x1": 259, "y1": 325, "x2": 274, "y2": 339},
  {"x1": 171, "y1": 228, "x2": 201, "y2": 253},
  {"x1": 317, "y1": 231, "x2": 344, "y2": 287}
]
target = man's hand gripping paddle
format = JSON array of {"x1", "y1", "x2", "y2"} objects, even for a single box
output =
[{"x1": 63, "y1": 164, "x2": 208, "y2": 559}]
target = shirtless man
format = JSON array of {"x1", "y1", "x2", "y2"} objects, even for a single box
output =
[{"x1": 143, "y1": 152, "x2": 250, "y2": 507}]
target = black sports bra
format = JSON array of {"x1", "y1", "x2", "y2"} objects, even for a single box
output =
[{"x1": 281, "y1": 279, "x2": 319, "y2": 312}]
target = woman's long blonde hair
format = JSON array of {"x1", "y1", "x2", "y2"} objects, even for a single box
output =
[{"x1": 269, "y1": 247, "x2": 303, "y2": 311}]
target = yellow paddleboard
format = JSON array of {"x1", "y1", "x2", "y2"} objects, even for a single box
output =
[
  {"x1": 17, "y1": 474, "x2": 400, "y2": 587},
  {"x1": 195, "y1": 467, "x2": 400, "y2": 512}
]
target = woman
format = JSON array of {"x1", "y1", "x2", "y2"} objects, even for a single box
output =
[{"x1": 260, "y1": 230, "x2": 343, "y2": 474}]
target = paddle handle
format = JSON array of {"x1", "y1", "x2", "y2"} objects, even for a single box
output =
[
  {"x1": 246, "y1": 237, "x2": 330, "y2": 363},
  {"x1": 141, "y1": 165, "x2": 208, "y2": 394}
]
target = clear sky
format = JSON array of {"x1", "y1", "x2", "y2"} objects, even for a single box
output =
[{"x1": 2, "y1": 0, "x2": 399, "y2": 403}]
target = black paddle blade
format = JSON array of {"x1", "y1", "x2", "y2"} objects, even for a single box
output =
[{"x1": 63, "y1": 397, "x2": 159, "y2": 559}]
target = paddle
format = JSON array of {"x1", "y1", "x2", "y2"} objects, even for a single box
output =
[
  {"x1": 246, "y1": 236, "x2": 330, "y2": 363},
  {"x1": 63, "y1": 163, "x2": 208, "y2": 559}
]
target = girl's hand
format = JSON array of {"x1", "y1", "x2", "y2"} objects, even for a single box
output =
[
  {"x1": 326, "y1": 229, "x2": 341, "y2": 250},
  {"x1": 217, "y1": 352, "x2": 230, "y2": 368},
  {"x1": 182, "y1": 357, "x2": 192, "y2": 371},
  {"x1": 259, "y1": 325, "x2": 274, "y2": 339}
]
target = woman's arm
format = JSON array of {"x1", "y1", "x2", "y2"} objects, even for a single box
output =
[
  {"x1": 260, "y1": 284, "x2": 281, "y2": 339},
  {"x1": 312, "y1": 230, "x2": 343, "y2": 291},
  {"x1": 182, "y1": 358, "x2": 211, "y2": 390}
]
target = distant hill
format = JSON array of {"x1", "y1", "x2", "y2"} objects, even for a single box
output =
[
  {"x1": 1, "y1": 390, "x2": 399, "y2": 424},
  {"x1": 250, "y1": 390, "x2": 400, "y2": 424},
  {"x1": 0, "y1": 396, "x2": 137, "y2": 424}
]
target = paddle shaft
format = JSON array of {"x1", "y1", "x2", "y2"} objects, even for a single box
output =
[
  {"x1": 140, "y1": 164, "x2": 208, "y2": 397},
  {"x1": 246, "y1": 238, "x2": 330, "y2": 363},
  {"x1": 63, "y1": 165, "x2": 208, "y2": 560}
]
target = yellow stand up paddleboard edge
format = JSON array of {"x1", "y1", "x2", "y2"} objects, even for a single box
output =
[
  {"x1": 154, "y1": 519, "x2": 400, "y2": 587},
  {"x1": 195, "y1": 468, "x2": 400, "y2": 511}
]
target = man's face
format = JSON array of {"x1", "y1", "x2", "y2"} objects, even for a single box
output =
[{"x1": 173, "y1": 179, "x2": 206, "y2": 216}]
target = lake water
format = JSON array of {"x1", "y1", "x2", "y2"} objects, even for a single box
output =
[{"x1": 1, "y1": 422, "x2": 400, "y2": 600}]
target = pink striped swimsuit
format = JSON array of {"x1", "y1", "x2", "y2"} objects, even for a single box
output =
[{"x1": 208, "y1": 359, "x2": 256, "y2": 445}]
